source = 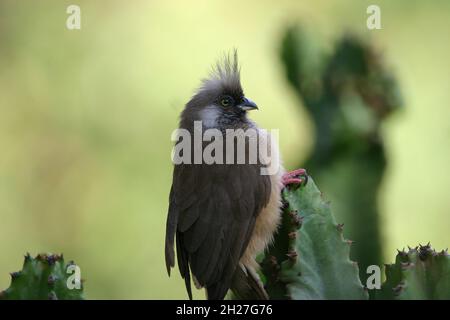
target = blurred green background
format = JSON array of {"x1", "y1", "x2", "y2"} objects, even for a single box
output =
[{"x1": 0, "y1": 0, "x2": 449, "y2": 299}]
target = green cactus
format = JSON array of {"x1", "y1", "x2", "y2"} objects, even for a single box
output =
[
  {"x1": 231, "y1": 177, "x2": 450, "y2": 301},
  {"x1": 280, "y1": 25, "x2": 402, "y2": 285},
  {"x1": 0, "y1": 253, "x2": 84, "y2": 300},
  {"x1": 261, "y1": 177, "x2": 368, "y2": 300},
  {"x1": 374, "y1": 244, "x2": 450, "y2": 300}
]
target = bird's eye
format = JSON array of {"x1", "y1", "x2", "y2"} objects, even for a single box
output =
[{"x1": 220, "y1": 96, "x2": 234, "y2": 107}]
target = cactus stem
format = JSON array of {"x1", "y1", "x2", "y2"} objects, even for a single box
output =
[
  {"x1": 376, "y1": 245, "x2": 450, "y2": 300},
  {"x1": 1, "y1": 253, "x2": 84, "y2": 300},
  {"x1": 261, "y1": 177, "x2": 369, "y2": 300}
]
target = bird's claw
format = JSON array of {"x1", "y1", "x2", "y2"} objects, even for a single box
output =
[{"x1": 282, "y1": 168, "x2": 308, "y2": 189}]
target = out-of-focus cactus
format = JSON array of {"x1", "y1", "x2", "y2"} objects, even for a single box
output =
[
  {"x1": 375, "y1": 244, "x2": 450, "y2": 300},
  {"x1": 261, "y1": 178, "x2": 368, "y2": 300},
  {"x1": 280, "y1": 25, "x2": 402, "y2": 283},
  {"x1": 0, "y1": 253, "x2": 84, "y2": 300}
]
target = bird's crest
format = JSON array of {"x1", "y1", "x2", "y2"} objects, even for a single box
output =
[{"x1": 200, "y1": 50, "x2": 243, "y2": 98}]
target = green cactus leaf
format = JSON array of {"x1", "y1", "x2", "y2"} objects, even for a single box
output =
[
  {"x1": 0, "y1": 253, "x2": 84, "y2": 300},
  {"x1": 374, "y1": 245, "x2": 450, "y2": 300},
  {"x1": 262, "y1": 178, "x2": 368, "y2": 300}
]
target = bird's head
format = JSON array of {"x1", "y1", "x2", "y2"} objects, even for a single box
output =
[{"x1": 182, "y1": 52, "x2": 258, "y2": 128}]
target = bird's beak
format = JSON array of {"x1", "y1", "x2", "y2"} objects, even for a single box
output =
[{"x1": 238, "y1": 97, "x2": 258, "y2": 111}]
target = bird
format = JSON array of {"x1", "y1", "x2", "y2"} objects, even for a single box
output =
[{"x1": 165, "y1": 52, "x2": 307, "y2": 300}]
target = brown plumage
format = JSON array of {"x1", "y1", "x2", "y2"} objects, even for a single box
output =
[{"x1": 165, "y1": 52, "x2": 284, "y2": 300}]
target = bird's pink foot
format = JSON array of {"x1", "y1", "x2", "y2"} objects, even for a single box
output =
[{"x1": 282, "y1": 168, "x2": 308, "y2": 188}]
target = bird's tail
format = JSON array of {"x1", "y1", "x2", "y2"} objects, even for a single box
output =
[{"x1": 229, "y1": 265, "x2": 269, "y2": 300}]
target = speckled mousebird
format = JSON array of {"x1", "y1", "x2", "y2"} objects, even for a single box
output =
[{"x1": 165, "y1": 52, "x2": 307, "y2": 300}]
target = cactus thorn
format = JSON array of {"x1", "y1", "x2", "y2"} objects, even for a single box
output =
[
  {"x1": 286, "y1": 251, "x2": 298, "y2": 262},
  {"x1": 392, "y1": 284, "x2": 404, "y2": 295},
  {"x1": 268, "y1": 255, "x2": 280, "y2": 270},
  {"x1": 400, "y1": 262, "x2": 414, "y2": 270},
  {"x1": 289, "y1": 209, "x2": 298, "y2": 215},
  {"x1": 418, "y1": 243, "x2": 429, "y2": 251},
  {"x1": 46, "y1": 255, "x2": 57, "y2": 265},
  {"x1": 48, "y1": 292, "x2": 58, "y2": 300},
  {"x1": 290, "y1": 214, "x2": 302, "y2": 228},
  {"x1": 10, "y1": 271, "x2": 21, "y2": 280},
  {"x1": 337, "y1": 223, "x2": 344, "y2": 231},
  {"x1": 419, "y1": 245, "x2": 433, "y2": 260},
  {"x1": 48, "y1": 275, "x2": 57, "y2": 286},
  {"x1": 288, "y1": 231, "x2": 297, "y2": 240}
]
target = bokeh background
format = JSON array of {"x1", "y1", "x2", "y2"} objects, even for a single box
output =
[{"x1": 0, "y1": 0, "x2": 449, "y2": 299}]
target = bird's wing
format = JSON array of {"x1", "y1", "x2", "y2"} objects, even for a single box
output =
[{"x1": 165, "y1": 161, "x2": 271, "y2": 300}]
